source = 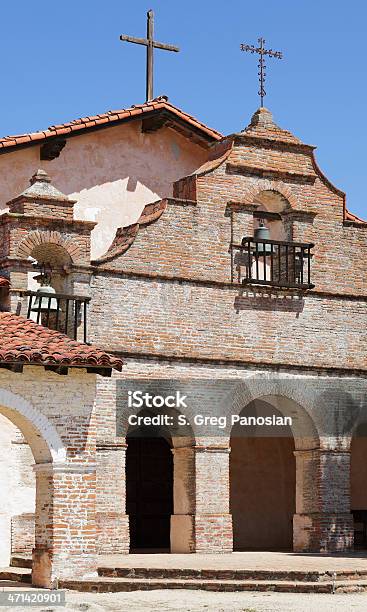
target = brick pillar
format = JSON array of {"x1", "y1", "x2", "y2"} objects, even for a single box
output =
[
  {"x1": 8, "y1": 272, "x2": 27, "y2": 314},
  {"x1": 31, "y1": 463, "x2": 98, "y2": 588},
  {"x1": 96, "y1": 441, "x2": 129, "y2": 554},
  {"x1": 171, "y1": 446, "x2": 195, "y2": 552},
  {"x1": 293, "y1": 448, "x2": 353, "y2": 552},
  {"x1": 193, "y1": 445, "x2": 233, "y2": 553}
]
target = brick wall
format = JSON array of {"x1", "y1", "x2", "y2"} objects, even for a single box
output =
[
  {"x1": 0, "y1": 367, "x2": 98, "y2": 586},
  {"x1": 82, "y1": 110, "x2": 367, "y2": 554},
  {"x1": 11, "y1": 513, "x2": 35, "y2": 555},
  {"x1": 93, "y1": 358, "x2": 366, "y2": 553},
  {"x1": 93, "y1": 123, "x2": 367, "y2": 295},
  {"x1": 89, "y1": 275, "x2": 366, "y2": 372}
]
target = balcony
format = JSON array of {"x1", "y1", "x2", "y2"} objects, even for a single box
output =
[
  {"x1": 231, "y1": 237, "x2": 314, "y2": 290},
  {"x1": 19, "y1": 290, "x2": 90, "y2": 343}
]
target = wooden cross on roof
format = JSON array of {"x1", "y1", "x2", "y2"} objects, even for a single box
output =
[{"x1": 120, "y1": 10, "x2": 180, "y2": 102}]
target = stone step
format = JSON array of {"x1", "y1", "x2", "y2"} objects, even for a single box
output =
[
  {"x1": 0, "y1": 568, "x2": 32, "y2": 583},
  {"x1": 59, "y1": 576, "x2": 367, "y2": 594},
  {"x1": 97, "y1": 566, "x2": 367, "y2": 583},
  {"x1": 10, "y1": 556, "x2": 32, "y2": 569}
]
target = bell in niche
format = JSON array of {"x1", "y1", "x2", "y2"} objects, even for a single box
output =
[
  {"x1": 253, "y1": 220, "x2": 272, "y2": 256},
  {"x1": 31, "y1": 285, "x2": 59, "y2": 313},
  {"x1": 31, "y1": 263, "x2": 59, "y2": 313}
]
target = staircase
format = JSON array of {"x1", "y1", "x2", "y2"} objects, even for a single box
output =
[
  {"x1": 3, "y1": 556, "x2": 367, "y2": 593},
  {"x1": 63, "y1": 565, "x2": 367, "y2": 593}
]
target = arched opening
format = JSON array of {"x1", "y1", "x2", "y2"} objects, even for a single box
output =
[
  {"x1": 27, "y1": 243, "x2": 73, "y2": 326},
  {"x1": 241, "y1": 189, "x2": 308, "y2": 287},
  {"x1": 0, "y1": 397, "x2": 56, "y2": 573},
  {"x1": 120, "y1": 388, "x2": 195, "y2": 555},
  {"x1": 253, "y1": 189, "x2": 289, "y2": 241},
  {"x1": 351, "y1": 423, "x2": 367, "y2": 549},
  {"x1": 20, "y1": 241, "x2": 89, "y2": 343},
  {"x1": 27, "y1": 243, "x2": 73, "y2": 299},
  {"x1": 126, "y1": 419, "x2": 173, "y2": 552},
  {"x1": 230, "y1": 399, "x2": 296, "y2": 551},
  {"x1": 0, "y1": 414, "x2": 35, "y2": 567}
]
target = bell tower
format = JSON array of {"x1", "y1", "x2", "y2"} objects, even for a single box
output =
[{"x1": 0, "y1": 169, "x2": 96, "y2": 341}]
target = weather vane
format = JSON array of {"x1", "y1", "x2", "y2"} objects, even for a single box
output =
[
  {"x1": 240, "y1": 38, "x2": 283, "y2": 107},
  {"x1": 120, "y1": 10, "x2": 180, "y2": 102}
]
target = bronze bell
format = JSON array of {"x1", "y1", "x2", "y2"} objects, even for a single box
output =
[
  {"x1": 253, "y1": 220, "x2": 272, "y2": 256},
  {"x1": 31, "y1": 284, "x2": 59, "y2": 313},
  {"x1": 31, "y1": 262, "x2": 59, "y2": 313}
]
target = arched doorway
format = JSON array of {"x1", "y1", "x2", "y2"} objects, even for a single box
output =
[
  {"x1": 0, "y1": 391, "x2": 60, "y2": 583},
  {"x1": 351, "y1": 423, "x2": 367, "y2": 548},
  {"x1": 0, "y1": 414, "x2": 35, "y2": 566},
  {"x1": 126, "y1": 431, "x2": 173, "y2": 551},
  {"x1": 119, "y1": 390, "x2": 196, "y2": 555},
  {"x1": 230, "y1": 399, "x2": 296, "y2": 550}
]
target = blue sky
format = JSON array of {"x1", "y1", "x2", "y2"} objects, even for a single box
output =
[{"x1": 1, "y1": 0, "x2": 366, "y2": 218}]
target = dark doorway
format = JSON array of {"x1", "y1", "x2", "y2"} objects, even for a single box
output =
[
  {"x1": 351, "y1": 425, "x2": 367, "y2": 549},
  {"x1": 126, "y1": 436, "x2": 173, "y2": 551}
]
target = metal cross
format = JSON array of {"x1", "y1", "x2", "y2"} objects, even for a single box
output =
[
  {"x1": 240, "y1": 38, "x2": 283, "y2": 107},
  {"x1": 120, "y1": 9, "x2": 180, "y2": 102}
]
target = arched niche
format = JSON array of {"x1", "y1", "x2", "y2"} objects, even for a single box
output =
[
  {"x1": 253, "y1": 189, "x2": 290, "y2": 241},
  {"x1": 229, "y1": 392, "x2": 319, "y2": 552},
  {"x1": 0, "y1": 389, "x2": 66, "y2": 572}
]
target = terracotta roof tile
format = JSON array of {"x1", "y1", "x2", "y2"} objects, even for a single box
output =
[
  {"x1": 0, "y1": 312, "x2": 123, "y2": 371},
  {"x1": 0, "y1": 99, "x2": 361, "y2": 225},
  {"x1": 0, "y1": 97, "x2": 221, "y2": 152},
  {"x1": 345, "y1": 209, "x2": 367, "y2": 224}
]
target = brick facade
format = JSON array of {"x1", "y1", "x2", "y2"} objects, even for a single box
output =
[
  {"x1": 88, "y1": 107, "x2": 366, "y2": 554},
  {"x1": 1, "y1": 105, "x2": 367, "y2": 562}
]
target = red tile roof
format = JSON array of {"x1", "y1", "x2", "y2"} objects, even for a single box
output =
[
  {"x1": 0, "y1": 312, "x2": 123, "y2": 371},
  {"x1": 345, "y1": 209, "x2": 367, "y2": 224},
  {"x1": 0, "y1": 98, "x2": 363, "y2": 224},
  {"x1": 0, "y1": 96, "x2": 222, "y2": 152}
]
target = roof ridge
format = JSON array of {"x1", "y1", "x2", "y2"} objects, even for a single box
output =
[
  {"x1": 0, "y1": 98, "x2": 222, "y2": 151},
  {"x1": 345, "y1": 209, "x2": 367, "y2": 224}
]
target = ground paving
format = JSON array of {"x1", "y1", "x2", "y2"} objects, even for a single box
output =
[
  {"x1": 1, "y1": 583, "x2": 367, "y2": 611},
  {"x1": 101, "y1": 550, "x2": 367, "y2": 571}
]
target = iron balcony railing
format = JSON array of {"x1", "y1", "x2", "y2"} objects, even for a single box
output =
[
  {"x1": 20, "y1": 290, "x2": 91, "y2": 343},
  {"x1": 231, "y1": 237, "x2": 315, "y2": 290}
]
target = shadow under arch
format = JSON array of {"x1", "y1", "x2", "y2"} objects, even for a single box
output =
[
  {"x1": 229, "y1": 390, "x2": 320, "y2": 553},
  {"x1": 349, "y1": 392, "x2": 367, "y2": 548},
  {"x1": 227, "y1": 378, "x2": 320, "y2": 450},
  {"x1": 0, "y1": 388, "x2": 67, "y2": 571},
  {"x1": 0, "y1": 388, "x2": 66, "y2": 464}
]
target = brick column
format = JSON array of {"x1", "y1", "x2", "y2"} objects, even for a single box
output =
[
  {"x1": 171, "y1": 446, "x2": 195, "y2": 552},
  {"x1": 96, "y1": 441, "x2": 129, "y2": 554},
  {"x1": 193, "y1": 445, "x2": 233, "y2": 553},
  {"x1": 293, "y1": 448, "x2": 353, "y2": 552},
  {"x1": 32, "y1": 463, "x2": 98, "y2": 588}
]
